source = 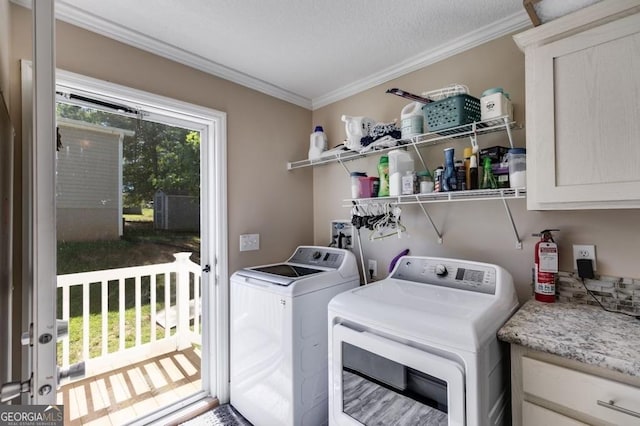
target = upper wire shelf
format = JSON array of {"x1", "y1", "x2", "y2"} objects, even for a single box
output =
[{"x1": 287, "y1": 115, "x2": 521, "y2": 170}]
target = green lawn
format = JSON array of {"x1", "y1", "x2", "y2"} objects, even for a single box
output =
[
  {"x1": 57, "y1": 216, "x2": 199, "y2": 365},
  {"x1": 122, "y1": 207, "x2": 154, "y2": 223}
]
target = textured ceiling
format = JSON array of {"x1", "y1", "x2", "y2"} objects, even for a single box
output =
[{"x1": 39, "y1": 0, "x2": 530, "y2": 108}]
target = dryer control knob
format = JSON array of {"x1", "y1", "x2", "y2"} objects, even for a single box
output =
[
  {"x1": 435, "y1": 264, "x2": 448, "y2": 277},
  {"x1": 312, "y1": 251, "x2": 322, "y2": 260}
]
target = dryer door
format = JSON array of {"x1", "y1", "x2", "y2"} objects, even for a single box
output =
[{"x1": 330, "y1": 324, "x2": 465, "y2": 426}]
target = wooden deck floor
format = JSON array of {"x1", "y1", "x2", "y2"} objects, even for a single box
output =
[{"x1": 57, "y1": 347, "x2": 201, "y2": 425}]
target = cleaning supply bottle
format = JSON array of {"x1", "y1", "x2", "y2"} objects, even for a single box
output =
[
  {"x1": 463, "y1": 147, "x2": 472, "y2": 189},
  {"x1": 433, "y1": 166, "x2": 444, "y2": 192},
  {"x1": 417, "y1": 170, "x2": 434, "y2": 193},
  {"x1": 469, "y1": 155, "x2": 479, "y2": 190},
  {"x1": 377, "y1": 155, "x2": 390, "y2": 197},
  {"x1": 442, "y1": 147, "x2": 456, "y2": 192},
  {"x1": 388, "y1": 149, "x2": 414, "y2": 196},
  {"x1": 308, "y1": 126, "x2": 328, "y2": 160},
  {"x1": 400, "y1": 102, "x2": 424, "y2": 139},
  {"x1": 455, "y1": 160, "x2": 466, "y2": 191},
  {"x1": 481, "y1": 156, "x2": 497, "y2": 189}
]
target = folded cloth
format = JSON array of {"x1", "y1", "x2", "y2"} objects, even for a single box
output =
[{"x1": 360, "y1": 121, "x2": 401, "y2": 147}]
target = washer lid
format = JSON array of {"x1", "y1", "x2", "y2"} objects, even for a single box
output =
[
  {"x1": 236, "y1": 264, "x2": 323, "y2": 286},
  {"x1": 233, "y1": 246, "x2": 359, "y2": 290}
]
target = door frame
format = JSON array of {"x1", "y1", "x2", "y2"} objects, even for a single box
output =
[
  {"x1": 22, "y1": 62, "x2": 229, "y2": 416},
  {"x1": 25, "y1": 1, "x2": 58, "y2": 405}
]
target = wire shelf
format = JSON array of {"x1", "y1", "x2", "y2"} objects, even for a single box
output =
[
  {"x1": 287, "y1": 115, "x2": 521, "y2": 170},
  {"x1": 344, "y1": 188, "x2": 526, "y2": 207}
]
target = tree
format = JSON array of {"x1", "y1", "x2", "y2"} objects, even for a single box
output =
[{"x1": 56, "y1": 103, "x2": 200, "y2": 207}]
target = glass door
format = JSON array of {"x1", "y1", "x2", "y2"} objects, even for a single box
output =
[
  {"x1": 331, "y1": 324, "x2": 465, "y2": 426},
  {"x1": 22, "y1": 57, "x2": 228, "y2": 423},
  {"x1": 54, "y1": 100, "x2": 206, "y2": 424}
]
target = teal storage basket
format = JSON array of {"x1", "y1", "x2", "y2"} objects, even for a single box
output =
[{"x1": 422, "y1": 94, "x2": 481, "y2": 134}]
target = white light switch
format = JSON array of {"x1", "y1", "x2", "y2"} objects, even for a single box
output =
[{"x1": 240, "y1": 233, "x2": 260, "y2": 251}]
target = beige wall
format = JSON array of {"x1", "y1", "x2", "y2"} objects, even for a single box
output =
[
  {"x1": 9, "y1": 2, "x2": 313, "y2": 268},
  {"x1": 9, "y1": 3, "x2": 313, "y2": 374},
  {"x1": 312, "y1": 34, "x2": 640, "y2": 303}
]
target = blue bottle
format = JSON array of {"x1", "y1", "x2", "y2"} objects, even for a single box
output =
[{"x1": 442, "y1": 148, "x2": 457, "y2": 192}]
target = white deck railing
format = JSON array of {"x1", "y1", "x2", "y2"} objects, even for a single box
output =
[{"x1": 57, "y1": 252, "x2": 202, "y2": 377}]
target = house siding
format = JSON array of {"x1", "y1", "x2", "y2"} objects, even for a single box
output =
[{"x1": 56, "y1": 124, "x2": 122, "y2": 240}]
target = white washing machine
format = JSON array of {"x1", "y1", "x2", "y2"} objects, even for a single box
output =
[
  {"x1": 230, "y1": 246, "x2": 359, "y2": 426},
  {"x1": 328, "y1": 256, "x2": 519, "y2": 426}
]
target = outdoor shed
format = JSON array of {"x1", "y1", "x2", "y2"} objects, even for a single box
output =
[
  {"x1": 56, "y1": 118, "x2": 135, "y2": 241},
  {"x1": 154, "y1": 190, "x2": 200, "y2": 232}
]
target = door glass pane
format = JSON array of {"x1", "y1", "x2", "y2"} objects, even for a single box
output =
[
  {"x1": 54, "y1": 102, "x2": 203, "y2": 424},
  {"x1": 341, "y1": 343, "x2": 448, "y2": 426}
]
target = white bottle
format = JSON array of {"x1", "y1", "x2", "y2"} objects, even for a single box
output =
[
  {"x1": 400, "y1": 102, "x2": 424, "y2": 139},
  {"x1": 308, "y1": 126, "x2": 328, "y2": 160},
  {"x1": 388, "y1": 149, "x2": 414, "y2": 196}
]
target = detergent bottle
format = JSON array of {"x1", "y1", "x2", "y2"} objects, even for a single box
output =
[
  {"x1": 377, "y1": 155, "x2": 390, "y2": 197},
  {"x1": 400, "y1": 102, "x2": 424, "y2": 139},
  {"x1": 341, "y1": 115, "x2": 375, "y2": 151},
  {"x1": 308, "y1": 126, "x2": 328, "y2": 160},
  {"x1": 388, "y1": 149, "x2": 414, "y2": 197}
]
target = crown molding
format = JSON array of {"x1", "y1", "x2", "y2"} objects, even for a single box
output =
[
  {"x1": 311, "y1": 10, "x2": 532, "y2": 109},
  {"x1": 13, "y1": 0, "x2": 531, "y2": 111},
  {"x1": 513, "y1": 0, "x2": 640, "y2": 50},
  {"x1": 11, "y1": 0, "x2": 313, "y2": 109}
]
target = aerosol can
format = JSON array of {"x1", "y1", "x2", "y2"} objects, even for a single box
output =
[{"x1": 534, "y1": 229, "x2": 559, "y2": 303}]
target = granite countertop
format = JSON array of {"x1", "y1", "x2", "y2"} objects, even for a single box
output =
[{"x1": 498, "y1": 299, "x2": 640, "y2": 377}]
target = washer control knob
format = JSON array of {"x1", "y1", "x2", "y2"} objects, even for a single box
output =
[
  {"x1": 435, "y1": 264, "x2": 448, "y2": 277},
  {"x1": 312, "y1": 251, "x2": 322, "y2": 260}
]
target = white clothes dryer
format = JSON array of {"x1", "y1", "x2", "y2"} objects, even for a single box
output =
[
  {"x1": 328, "y1": 256, "x2": 519, "y2": 426},
  {"x1": 230, "y1": 246, "x2": 359, "y2": 426}
]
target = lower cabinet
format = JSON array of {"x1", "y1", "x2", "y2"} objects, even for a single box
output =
[
  {"x1": 523, "y1": 402, "x2": 587, "y2": 426},
  {"x1": 510, "y1": 345, "x2": 640, "y2": 426}
]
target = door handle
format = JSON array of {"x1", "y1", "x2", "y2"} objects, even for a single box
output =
[
  {"x1": 56, "y1": 320, "x2": 69, "y2": 341},
  {"x1": 58, "y1": 361, "x2": 86, "y2": 383},
  {"x1": 57, "y1": 319, "x2": 68, "y2": 340}
]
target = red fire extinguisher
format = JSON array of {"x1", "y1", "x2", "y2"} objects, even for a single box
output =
[{"x1": 534, "y1": 229, "x2": 559, "y2": 303}]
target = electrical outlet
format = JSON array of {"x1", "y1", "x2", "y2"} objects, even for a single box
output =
[
  {"x1": 240, "y1": 233, "x2": 260, "y2": 251},
  {"x1": 367, "y1": 259, "x2": 377, "y2": 278},
  {"x1": 573, "y1": 244, "x2": 597, "y2": 271}
]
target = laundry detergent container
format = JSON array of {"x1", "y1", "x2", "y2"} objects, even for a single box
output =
[{"x1": 388, "y1": 149, "x2": 414, "y2": 197}]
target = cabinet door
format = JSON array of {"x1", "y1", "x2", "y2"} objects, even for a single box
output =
[
  {"x1": 523, "y1": 357, "x2": 640, "y2": 426},
  {"x1": 527, "y1": 12, "x2": 640, "y2": 209},
  {"x1": 523, "y1": 402, "x2": 588, "y2": 426}
]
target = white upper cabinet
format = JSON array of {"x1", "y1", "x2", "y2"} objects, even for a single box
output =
[{"x1": 515, "y1": 1, "x2": 640, "y2": 210}]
